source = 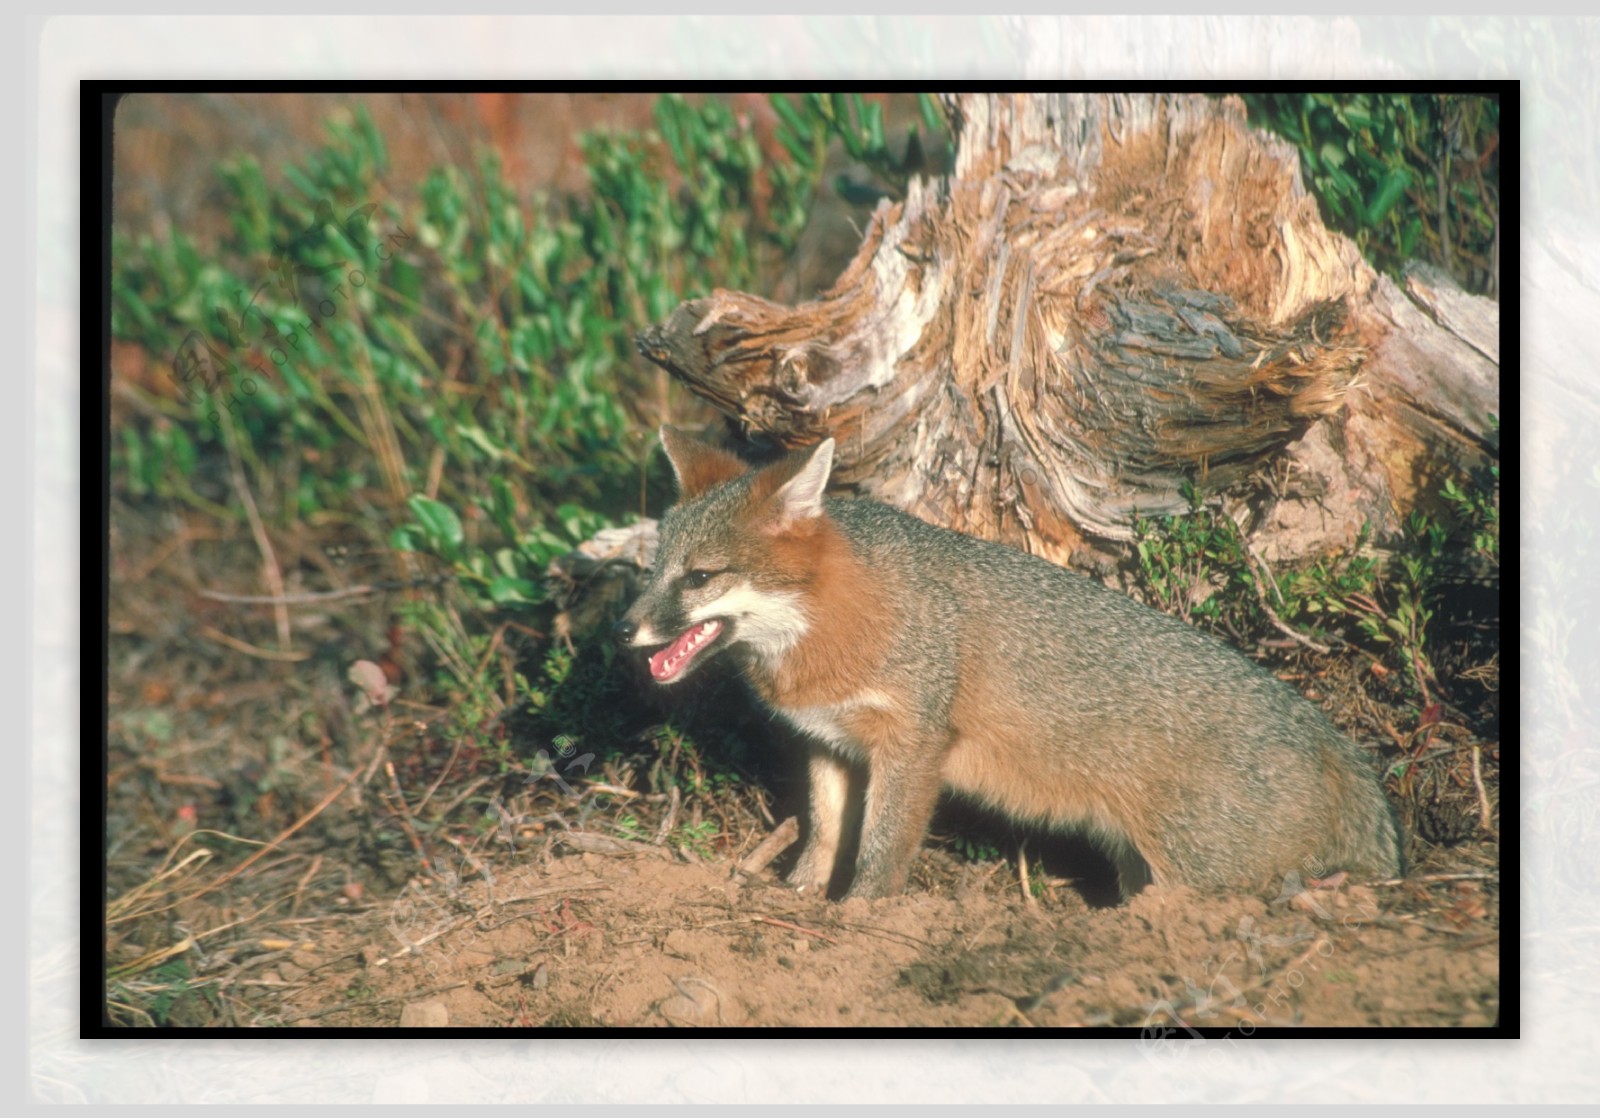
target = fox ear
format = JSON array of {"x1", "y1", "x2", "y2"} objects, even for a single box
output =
[
  {"x1": 764, "y1": 438, "x2": 834, "y2": 528},
  {"x1": 659, "y1": 425, "x2": 747, "y2": 498}
]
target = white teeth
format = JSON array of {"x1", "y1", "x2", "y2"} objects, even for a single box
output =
[{"x1": 655, "y1": 620, "x2": 720, "y2": 679}]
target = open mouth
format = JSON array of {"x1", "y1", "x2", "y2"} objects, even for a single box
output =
[{"x1": 647, "y1": 619, "x2": 725, "y2": 683}]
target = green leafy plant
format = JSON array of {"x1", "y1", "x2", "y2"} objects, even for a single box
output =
[
  {"x1": 1441, "y1": 422, "x2": 1501, "y2": 572},
  {"x1": 1130, "y1": 455, "x2": 1500, "y2": 709},
  {"x1": 952, "y1": 835, "x2": 1002, "y2": 864},
  {"x1": 1241, "y1": 93, "x2": 1500, "y2": 293},
  {"x1": 646, "y1": 718, "x2": 747, "y2": 798},
  {"x1": 1353, "y1": 449, "x2": 1499, "y2": 703},
  {"x1": 674, "y1": 819, "x2": 721, "y2": 859},
  {"x1": 769, "y1": 92, "x2": 949, "y2": 207},
  {"x1": 110, "y1": 93, "x2": 955, "y2": 859},
  {"x1": 1364, "y1": 512, "x2": 1447, "y2": 699},
  {"x1": 108, "y1": 959, "x2": 214, "y2": 1028},
  {"x1": 1131, "y1": 486, "x2": 1259, "y2": 631},
  {"x1": 1275, "y1": 522, "x2": 1384, "y2": 638},
  {"x1": 111, "y1": 98, "x2": 836, "y2": 731},
  {"x1": 613, "y1": 814, "x2": 649, "y2": 842}
]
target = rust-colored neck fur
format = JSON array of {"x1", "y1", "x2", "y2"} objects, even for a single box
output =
[{"x1": 745, "y1": 514, "x2": 895, "y2": 709}]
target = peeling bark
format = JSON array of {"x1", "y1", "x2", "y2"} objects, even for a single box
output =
[{"x1": 636, "y1": 93, "x2": 1499, "y2": 567}]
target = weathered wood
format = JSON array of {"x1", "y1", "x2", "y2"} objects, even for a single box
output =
[{"x1": 636, "y1": 93, "x2": 1499, "y2": 567}]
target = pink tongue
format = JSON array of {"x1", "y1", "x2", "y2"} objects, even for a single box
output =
[{"x1": 648, "y1": 621, "x2": 720, "y2": 681}]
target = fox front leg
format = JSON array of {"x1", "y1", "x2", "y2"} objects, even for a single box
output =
[
  {"x1": 787, "y1": 748, "x2": 851, "y2": 895},
  {"x1": 846, "y1": 743, "x2": 948, "y2": 899}
]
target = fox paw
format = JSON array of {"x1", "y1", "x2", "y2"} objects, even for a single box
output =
[{"x1": 785, "y1": 850, "x2": 831, "y2": 894}]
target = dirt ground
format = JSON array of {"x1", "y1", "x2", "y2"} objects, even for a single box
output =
[{"x1": 260, "y1": 844, "x2": 1499, "y2": 1031}]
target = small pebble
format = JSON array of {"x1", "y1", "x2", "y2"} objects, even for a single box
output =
[{"x1": 399, "y1": 999, "x2": 449, "y2": 1027}]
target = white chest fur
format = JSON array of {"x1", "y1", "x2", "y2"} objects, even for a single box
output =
[{"x1": 775, "y1": 689, "x2": 894, "y2": 760}]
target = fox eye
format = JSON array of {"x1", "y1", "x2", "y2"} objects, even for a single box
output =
[{"x1": 682, "y1": 569, "x2": 718, "y2": 589}]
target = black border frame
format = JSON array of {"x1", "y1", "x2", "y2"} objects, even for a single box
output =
[{"x1": 90, "y1": 79, "x2": 1518, "y2": 1040}]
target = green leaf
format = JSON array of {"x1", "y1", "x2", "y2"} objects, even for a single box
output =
[
  {"x1": 773, "y1": 123, "x2": 813, "y2": 168},
  {"x1": 1364, "y1": 167, "x2": 1412, "y2": 227},
  {"x1": 456, "y1": 423, "x2": 507, "y2": 462},
  {"x1": 1342, "y1": 105, "x2": 1376, "y2": 129},
  {"x1": 1400, "y1": 215, "x2": 1424, "y2": 259},
  {"x1": 473, "y1": 316, "x2": 507, "y2": 376},
  {"x1": 488, "y1": 575, "x2": 539, "y2": 606},
  {"x1": 769, "y1": 94, "x2": 810, "y2": 143},
  {"x1": 865, "y1": 101, "x2": 885, "y2": 153},
  {"x1": 1328, "y1": 167, "x2": 1360, "y2": 198},
  {"x1": 487, "y1": 477, "x2": 519, "y2": 539},
  {"x1": 408, "y1": 495, "x2": 463, "y2": 559},
  {"x1": 390, "y1": 525, "x2": 423, "y2": 552},
  {"x1": 168, "y1": 426, "x2": 197, "y2": 478},
  {"x1": 832, "y1": 94, "x2": 863, "y2": 158},
  {"x1": 656, "y1": 96, "x2": 689, "y2": 171}
]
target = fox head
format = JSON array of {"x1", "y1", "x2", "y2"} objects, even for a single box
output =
[{"x1": 614, "y1": 426, "x2": 835, "y2": 685}]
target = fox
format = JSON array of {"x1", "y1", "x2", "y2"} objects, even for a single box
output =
[{"x1": 614, "y1": 426, "x2": 1403, "y2": 901}]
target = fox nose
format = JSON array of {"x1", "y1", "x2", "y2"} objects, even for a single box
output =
[{"x1": 612, "y1": 617, "x2": 638, "y2": 645}]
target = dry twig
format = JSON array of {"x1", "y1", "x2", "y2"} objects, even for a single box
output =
[
  {"x1": 732, "y1": 815, "x2": 800, "y2": 881},
  {"x1": 220, "y1": 415, "x2": 292, "y2": 651},
  {"x1": 753, "y1": 914, "x2": 839, "y2": 945},
  {"x1": 197, "y1": 624, "x2": 311, "y2": 662}
]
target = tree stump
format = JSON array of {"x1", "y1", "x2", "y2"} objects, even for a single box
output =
[{"x1": 635, "y1": 93, "x2": 1499, "y2": 568}]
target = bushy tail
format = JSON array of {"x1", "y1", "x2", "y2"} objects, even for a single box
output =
[{"x1": 1321, "y1": 742, "x2": 1404, "y2": 880}]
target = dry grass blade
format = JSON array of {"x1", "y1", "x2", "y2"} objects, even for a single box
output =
[
  {"x1": 107, "y1": 935, "x2": 197, "y2": 982},
  {"x1": 555, "y1": 832, "x2": 671, "y2": 859},
  {"x1": 219, "y1": 412, "x2": 293, "y2": 651},
  {"x1": 197, "y1": 624, "x2": 312, "y2": 662},
  {"x1": 106, "y1": 846, "x2": 215, "y2": 926},
  {"x1": 182, "y1": 766, "x2": 362, "y2": 904},
  {"x1": 753, "y1": 914, "x2": 838, "y2": 944}
]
